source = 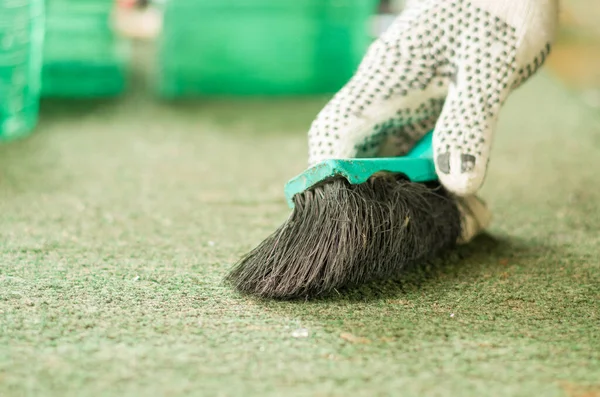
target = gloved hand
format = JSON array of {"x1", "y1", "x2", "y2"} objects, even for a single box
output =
[{"x1": 307, "y1": 0, "x2": 559, "y2": 243}]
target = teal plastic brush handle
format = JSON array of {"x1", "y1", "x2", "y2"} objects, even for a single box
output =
[{"x1": 284, "y1": 130, "x2": 436, "y2": 208}]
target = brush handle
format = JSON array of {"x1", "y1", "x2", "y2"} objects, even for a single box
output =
[
  {"x1": 405, "y1": 130, "x2": 434, "y2": 160},
  {"x1": 284, "y1": 130, "x2": 437, "y2": 208}
]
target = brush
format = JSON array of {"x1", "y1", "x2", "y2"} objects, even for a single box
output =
[{"x1": 224, "y1": 130, "x2": 464, "y2": 299}]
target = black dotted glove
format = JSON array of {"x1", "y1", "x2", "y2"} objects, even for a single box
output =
[{"x1": 308, "y1": 0, "x2": 559, "y2": 198}]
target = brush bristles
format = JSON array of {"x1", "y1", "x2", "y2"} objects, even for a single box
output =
[{"x1": 225, "y1": 174, "x2": 463, "y2": 299}]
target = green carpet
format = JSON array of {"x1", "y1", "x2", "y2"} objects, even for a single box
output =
[{"x1": 1, "y1": 47, "x2": 599, "y2": 396}]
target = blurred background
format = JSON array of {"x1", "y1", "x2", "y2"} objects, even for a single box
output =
[{"x1": 1, "y1": 0, "x2": 599, "y2": 142}]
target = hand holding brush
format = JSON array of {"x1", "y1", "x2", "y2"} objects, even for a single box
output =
[{"x1": 225, "y1": 0, "x2": 559, "y2": 299}]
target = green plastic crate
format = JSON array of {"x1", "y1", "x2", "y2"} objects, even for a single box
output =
[
  {"x1": 0, "y1": 0, "x2": 44, "y2": 141},
  {"x1": 42, "y1": 39, "x2": 128, "y2": 97},
  {"x1": 156, "y1": 0, "x2": 378, "y2": 97},
  {"x1": 41, "y1": 0, "x2": 128, "y2": 98}
]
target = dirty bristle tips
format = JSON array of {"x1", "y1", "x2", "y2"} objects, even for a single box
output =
[{"x1": 224, "y1": 174, "x2": 463, "y2": 300}]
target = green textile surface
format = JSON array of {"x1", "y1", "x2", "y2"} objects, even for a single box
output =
[{"x1": 0, "y1": 44, "x2": 598, "y2": 396}]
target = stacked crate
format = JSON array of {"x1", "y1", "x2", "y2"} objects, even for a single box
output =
[
  {"x1": 156, "y1": 0, "x2": 378, "y2": 97},
  {"x1": 42, "y1": 0, "x2": 128, "y2": 97},
  {"x1": 0, "y1": 0, "x2": 44, "y2": 140}
]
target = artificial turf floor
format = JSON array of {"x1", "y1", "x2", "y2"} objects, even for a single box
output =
[{"x1": 0, "y1": 47, "x2": 599, "y2": 396}]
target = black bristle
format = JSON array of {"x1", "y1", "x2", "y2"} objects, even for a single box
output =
[{"x1": 224, "y1": 174, "x2": 463, "y2": 300}]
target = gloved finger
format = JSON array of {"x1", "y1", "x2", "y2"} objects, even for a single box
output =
[
  {"x1": 432, "y1": 0, "x2": 558, "y2": 196},
  {"x1": 431, "y1": 66, "x2": 501, "y2": 197},
  {"x1": 455, "y1": 195, "x2": 492, "y2": 244}
]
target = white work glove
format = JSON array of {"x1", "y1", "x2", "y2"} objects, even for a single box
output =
[{"x1": 307, "y1": 0, "x2": 559, "y2": 243}]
